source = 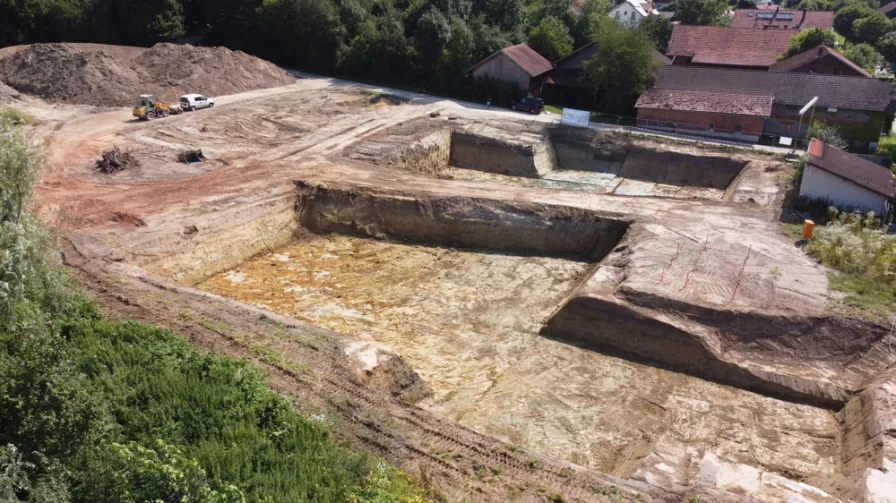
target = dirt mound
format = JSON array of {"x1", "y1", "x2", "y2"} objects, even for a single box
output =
[
  {"x1": 0, "y1": 79, "x2": 21, "y2": 103},
  {"x1": 96, "y1": 147, "x2": 140, "y2": 173},
  {"x1": 0, "y1": 43, "x2": 295, "y2": 107},
  {"x1": 0, "y1": 44, "x2": 148, "y2": 106},
  {"x1": 134, "y1": 44, "x2": 295, "y2": 103}
]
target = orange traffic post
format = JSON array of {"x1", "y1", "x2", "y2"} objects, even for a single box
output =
[{"x1": 802, "y1": 219, "x2": 815, "y2": 239}]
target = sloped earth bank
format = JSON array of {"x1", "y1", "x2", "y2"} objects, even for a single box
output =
[{"x1": 0, "y1": 43, "x2": 294, "y2": 106}]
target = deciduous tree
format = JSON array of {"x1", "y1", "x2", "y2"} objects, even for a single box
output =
[
  {"x1": 780, "y1": 28, "x2": 843, "y2": 59},
  {"x1": 877, "y1": 31, "x2": 896, "y2": 62},
  {"x1": 583, "y1": 17, "x2": 660, "y2": 112},
  {"x1": 675, "y1": 0, "x2": 728, "y2": 26},
  {"x1": 639, "y1": 13, "x2": 674, "y2": 52},
  {"x1": 528, "y1": 15, "x2": 574, "y2": 60},
  {"x1": 833, "y1": 4, "x2": 876, "y2": 40},
  {"x1": 852, "y1": 13, "x2": 892, "y2": 45}
]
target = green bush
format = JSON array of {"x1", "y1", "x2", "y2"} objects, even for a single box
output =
[
  {"x1": 803, "y1": 210, "x2": 896, "y2": 315},
  {"x1": 0, "y1": 108, "x2": 32, "y2": 126}
]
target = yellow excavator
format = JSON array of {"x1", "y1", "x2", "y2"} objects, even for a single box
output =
[{"x1": 132, "y1": 94, "x2": 179, "y2": 120}]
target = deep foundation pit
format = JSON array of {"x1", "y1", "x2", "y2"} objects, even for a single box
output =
[
  {"x1": 183, "y1": 184, "x2": 845, "y2": 499},
  {"x1": 345, "y1": 119, "x2": 779, "y2": 202}
]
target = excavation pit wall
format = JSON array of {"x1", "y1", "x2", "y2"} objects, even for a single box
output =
[
  {"x1": 132, "y1": 182, "x2": 891, "y2": 501},
  {"x1": 448, "y1": 130, "x2": 557, "y2": 178},
  {"x1": 295, "y1": 182, "x2": 628, "y2": 261},
  {"x1": 374, "y1": 125, "x2": 752, "y2": 197},
  {"x1": 546, "y1": 126, "x2": 749, "y2": 190}
]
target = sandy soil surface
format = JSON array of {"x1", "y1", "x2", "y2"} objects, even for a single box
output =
[{"x1": 197, "y1": 234, "x2": 842, "y2": 492}]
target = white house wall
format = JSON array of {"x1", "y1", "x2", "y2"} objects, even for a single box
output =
[
  {"x1": 610, "y1": 3, "x2": 646, "y2": 25},
  {"x1": 799, "y1": 164, "x2": 889, "y2": 216}
]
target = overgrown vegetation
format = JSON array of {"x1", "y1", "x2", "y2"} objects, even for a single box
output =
[
  {"x1": 807, "y1": 120, "x2": 849, "y2": 149},
  {"x1": 582, "y1": 16, "x2": 660, "y2": 112},
  {"x1": 803, "y1": 209, "x2": 896, "y2": 317},
  {"x1": 0, "y1": 108, "x2": 31, "y2": 125},
  {"x1": 0, "y1": 120, "x2": 433, "y2": 502}
]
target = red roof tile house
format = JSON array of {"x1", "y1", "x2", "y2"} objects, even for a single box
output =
[
  {"x1": 769, "y1": 45, "x2": 873, "y2": 77},
  {"x1": 731, "y1": 8, "x2": 834, "y2": 30},
  {"x1": 635, "y1": 66, "x2": 894, "y2": 148},
  {"x1": 666, "y1": 26, "x2": 794, "y2": 69},
  {"x1": 469, "y1": 44, "x2": 552, "y2": 97},
  {"x1": 799, "y1": 139, "x2": 895, "y2": 216}
]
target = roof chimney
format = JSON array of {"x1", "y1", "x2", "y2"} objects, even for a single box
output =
[
  {"x1": 808, "y1": 138, "x2": 824, "y2": 158},
  {"x1": 817, "y1": 45, "x2": 825, "y2": 57}
]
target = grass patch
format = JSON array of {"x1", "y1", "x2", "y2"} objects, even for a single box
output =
[
  {"x1": 3, "y1": 302, "x2": 434, "y2": 502},
  {"x1": 543, "y1": 104, "x2": 563, "y2": 114},
  {"x1": 876, "y1": 133, "x2": 896, "y2": 171},
  {"x1": 0, "y1": 106, "x2": 32, "y2": 125}
]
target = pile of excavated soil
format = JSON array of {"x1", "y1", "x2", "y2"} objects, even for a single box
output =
[
  {"x1": 0, "y1": 43, "x2": 295, "y2": 107},
  {"x1": 0, "y1": 79, "x2": 21, "y2": 103}
]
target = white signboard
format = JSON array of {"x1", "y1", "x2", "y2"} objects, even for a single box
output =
[{"x1": 561, "y1": 108, "x2": 590, "y2": 128}]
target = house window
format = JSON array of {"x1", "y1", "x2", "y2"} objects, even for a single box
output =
[
  {"x1": 834, "y1": 69, "x2": 843, "y2": 75},
  {"x1": 631, "y1": 11, "x2": 636, "y2": 20},
  {"x1": 707, "y1": 121, "x2": 715, "y2": 130},
  {"x1": 734, "y1": 125, "x2": 742, "y2": 134}
]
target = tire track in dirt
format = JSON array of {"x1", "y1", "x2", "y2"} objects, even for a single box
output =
[{"x1": 63, "y1": 238, "x2": 724, "y2": 503}]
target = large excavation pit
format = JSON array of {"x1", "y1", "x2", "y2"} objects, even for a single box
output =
[{"x1": 187, "y1": 185, "x2": 844, "y2": 498}]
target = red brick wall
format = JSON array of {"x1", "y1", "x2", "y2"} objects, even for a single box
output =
[{"x1": 636, "y1": 108, "x2": 765, "y2": 135}]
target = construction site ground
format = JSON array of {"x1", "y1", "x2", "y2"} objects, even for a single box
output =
[{"x1": 6, "y1": 46, "x2": 896, "y2": 503}]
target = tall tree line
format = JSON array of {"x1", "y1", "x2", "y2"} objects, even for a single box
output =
[{"x1": 0, "y1": 0, "x2": 649, "y2": 92}]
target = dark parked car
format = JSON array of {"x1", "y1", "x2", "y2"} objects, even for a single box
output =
[{"x1": 511, "y1": 97, "x2": 543, "y2": 114}]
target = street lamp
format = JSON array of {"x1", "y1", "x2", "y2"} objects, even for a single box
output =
[{"x1": 793, "y1": 96, "x2": 818, "y2": 153}]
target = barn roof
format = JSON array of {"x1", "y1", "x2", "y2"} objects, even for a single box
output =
[
  {"x1": 807, "y1": 139, "x2": 896, "y2": 198},
  {"x1": 469, "y1": 44, "x2": 552, "y2": 78},
  {"x1": 636, "y1": 89, "x2": 774, "y2": 116},
  {"x1": 646, "y1": 66, "x2": 894, "y2": 112},
  {"x1": 731, "y1": 9, "x2": 834, "y2": 30},
  {"x1": 769, "y1": 45, "x2": 872, "y2": 78},
  {"x1": 666, "y1": 26, "x2": 793, "y2": 68}
]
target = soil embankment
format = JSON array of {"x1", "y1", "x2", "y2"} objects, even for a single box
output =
[
  {"x1": 296, "y1": 182, "x2": 629, "y2": 261},
  {"x1": 548, "y1": 126, "x2": 748, "y2": 190},
  {"x1": 0, "y1": 43, "x2": 295, "y2": 106}
]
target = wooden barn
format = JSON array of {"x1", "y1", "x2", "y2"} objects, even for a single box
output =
[{"x1": 468, "y1": 44, "x2": 552, "y2": 97}]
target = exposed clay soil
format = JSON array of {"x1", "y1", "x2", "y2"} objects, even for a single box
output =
[{"x1": 0, "y1": 43, "x2": 295, "y2": 106}]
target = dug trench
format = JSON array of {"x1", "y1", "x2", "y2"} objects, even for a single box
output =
[
  {"x1": 347, "y1": 121, "x2": 763, "y2": 201},
  {"x1": 122, "y1": 179, "x2": 891, "y2": 500}
]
